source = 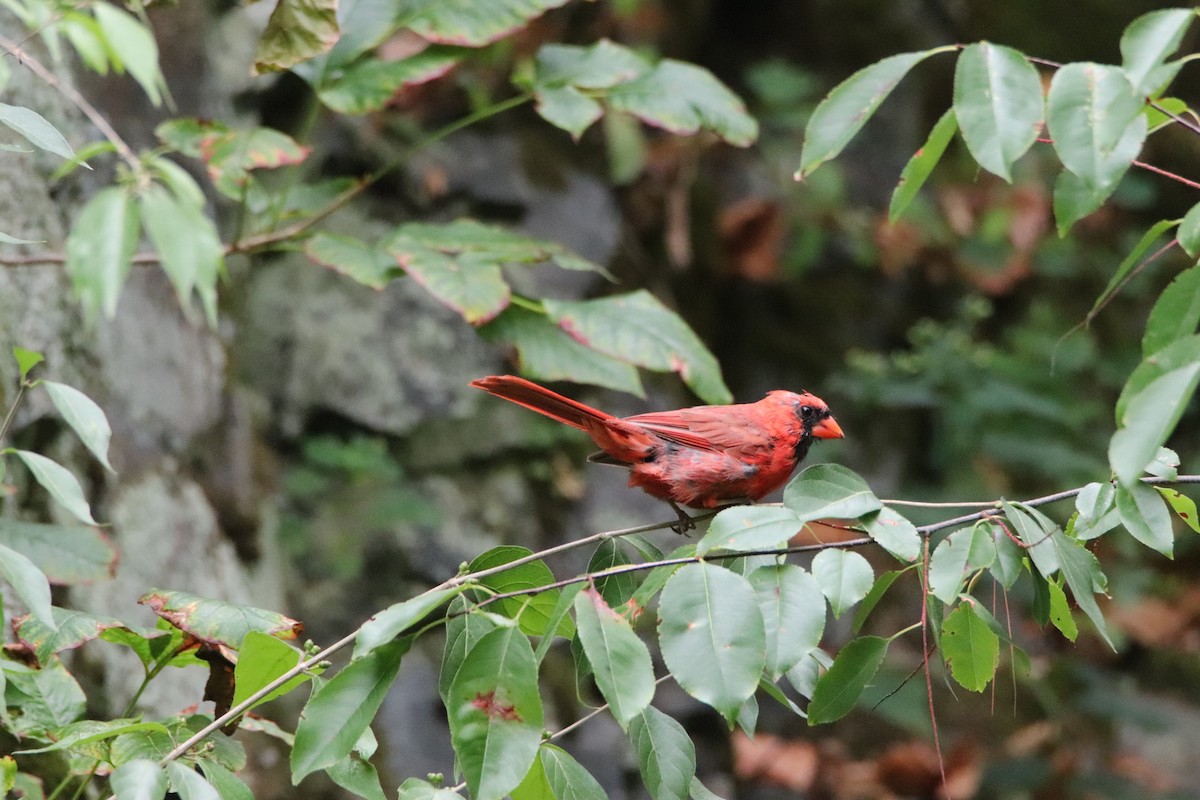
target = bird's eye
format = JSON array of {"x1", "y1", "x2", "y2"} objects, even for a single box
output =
[{"x1": 799, "y1": 405, "x2": 814, "y2": 419}]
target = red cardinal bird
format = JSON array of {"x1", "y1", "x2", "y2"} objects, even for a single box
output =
[{"x1": 471, "y1": 375, "x2": 843, "y2": 528}]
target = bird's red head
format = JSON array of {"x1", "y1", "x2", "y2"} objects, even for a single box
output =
[{"x1": 770, "y1": 390, "x2": 844, "y2": 440}]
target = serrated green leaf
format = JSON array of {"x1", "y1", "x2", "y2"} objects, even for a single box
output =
[
  {"x1": 65, "y1": 186, "x2": 139, "y2": 321},
  {"x1": 1052, "y1": 531, "x2": 1113, "y2": 648},
  {"x1": 540, "y1": 744, "x2": 608, "y2": 800},
  {"x1": 544, "y1": 291, "x2": 731, "y2": 404},
  {"x1": 440, "y1": 597, "x2": 496, "y2": 706},
  {"x1": 292, "y1": 639, "x2": 407, "y2": 782},
  {"x1": 628, "y1": 706, "x2": 696, "y2": 800},
  {"x1": 404, "y1": 0, "x2": 573, "y2": 47},
  {"x1": 14, "y1": 718, "x2": 168, "y2": 756},
  {"x1": 1110, "y1": 362, "x2": 1200, "y2": 487},
  {"x1": 0, "y1": 102, "x2": 74, "y2": 159},
  {"x1": 696, "y1": 505, "x2": 801, "y2": 555},
  {"x1": 1047, "y1": 63, "x2": 1146, "y2": 191},
  {"x1": 810, "y1": 548, "x2": 873, "y2": 617},
  {"x1": 940, "y1": 603, "x2": 999, "y2": 691},
  {"x1": 254, "y1": 0, "x2": 339, "y2": 74},
  {"x1": 889, "y1": 108, "x2": 957, "y2": 222},
  {"x1": 12, "y1": 450, "x2": 96, "y2": 524},
  {"x1": 317, "y1": 48, "x2": 464, "y2": 114},
  {"x1": 1116, "y1": 481, "x2": 1174, "y2": 557},
  {"x1": 574, "y1": 588, "x2": 654, "y2": 726},
  {"x1": 861, "y1": 505, "x2": 921, "y2": 561},
  {"x1": 355, "y1": 586, "x2": 465, "y2": 657},
  {"x1": 1003, "y1": 501, "x2": 1059, "y2": 576},
  {"x1": 480, "y1": 307, "x2": 645, "y2": 397},
  {"x1": 749, "y1": 564, "x2": 825, "y2": 679},
  {"x1": 1143, "y1": 264, "x2": 1200, "y2": 356},
  {"x1": 42, "y1": 381, "x2": 114, "y2": 473},
  {"x1": 138, "y1": 588, "x2": 302, "y2": 651},
  {"x1": 15, "y1": 607, "x2": 143, "y2": 664},
  {"x1": 797, "y1": 47, "x2": 955, "y2": 178},
  {"x1": 139, "y1": 184, "x2": 222, "y2": 326},
  {"x1": 587, "y1": 539, "x2": 638, "y2": 608},
  {"x1": 657, "y1": 563, "x2": 764, "y2": 721},
  {"x1": 470, "y1": 546, "x2": 574, "y2": 638},
  {"x1": 447, "y1": 627, "x2": 543, "y2": 800},
  {"x1": 783, "y1": 464, "x2": 882, "y2": 523},
  {"x1": 807, "y1": 636, "x2": 888, "y2": 724},
  {"x1": 953, "y1": 43, "x2": 1043, "y2": 182},
  {"x1": 1120, "y1": 8, "x2": 1196, "y2": 95},
  {"x1": 606, "y1": 60, "x2": 757, "y2": 146}
]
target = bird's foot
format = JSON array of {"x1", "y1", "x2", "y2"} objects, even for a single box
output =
[{"x1": 668, "y1": 502, "x2": 697, "y2": 536}]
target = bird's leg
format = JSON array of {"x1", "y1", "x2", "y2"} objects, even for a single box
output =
[{"x1": 668, "y1": 501, "x2": 697, "y2": 535}]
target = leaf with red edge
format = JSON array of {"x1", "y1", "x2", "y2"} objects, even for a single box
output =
[
  {"x1": 405, "y1": 0, "x2": 573, "y2": 47},
  {"x1": 317, "y1": 47, "x2": 464, "y2": 114},
  {"x1": 306, "y1": 232, "x2": 399, "y2": 289},
  {"x1": 606, "y1": 60, "x2": 758, "y2": 147},
  {"x1": 200, "y1": 127, "x2": 311, "y2": 198},
  {"x1": 544, "y1": 290, "x2": 731, "y2": 404},
  {"x1": 15, "y1": 608, "x2": 154, "y2": 667},
  {"x1": 254, "y1": 0, "x2": 339, "y2": 75},
  {"x1": 138, "y1": 588, "x2": 302, "y2": 660},
  {"x1": 156, "y1": 118, "x2": 225, "y2": 158}
]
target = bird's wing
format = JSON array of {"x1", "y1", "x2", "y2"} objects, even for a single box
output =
[{"x1": 624, "y1": 405, "x2": 775, "y2": 457}]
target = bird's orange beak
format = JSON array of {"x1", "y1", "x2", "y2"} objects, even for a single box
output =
[{"x1": 812, "y1": 416, "x2": 844, "y2": 440}]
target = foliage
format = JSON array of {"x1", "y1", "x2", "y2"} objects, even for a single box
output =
[{"x1": 0, "y1": 3, "x2": 1198, "y2": 800}]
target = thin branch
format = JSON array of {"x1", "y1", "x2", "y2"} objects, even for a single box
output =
[
  {"x1": 1149, "y1": 99, "x2": 1200, "y2": 138},
  {"x1": 1132, "y1": 160, "x2": 1200, "y2": 190},
  {"x1": 0, "y1": 32, "x2": 140, "y2": 173}
]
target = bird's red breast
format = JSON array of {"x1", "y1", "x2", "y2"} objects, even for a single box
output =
[{"x1": 471, "y1": 375, "x2": 843, "y2": 509}]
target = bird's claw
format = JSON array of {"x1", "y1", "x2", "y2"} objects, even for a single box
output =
[{"x1": 669, "y1": 502, "x2": 697, "y2": 536}]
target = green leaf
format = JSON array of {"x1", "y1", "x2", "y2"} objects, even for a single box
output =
[
  {"x1": 305, "y1": 232, "x2": 399, "y2": 290},
  {"x1": 888, "y1": 108, "x2": 957, "y2": 222},
  {"x1": 1003, "y1": 501, "x2": 1059, "y2": 576},
  {"x1": 1073, "y1": 482, "x2": 1120, "y2": 541},
  {"x1": 12, "y1": 347, "x2": 44, "y2": 381},
  {"x1": 861, "y1": 506, "x2": 921, "y2": 562},
  {"x1": 166, "y1": 762, "x2": 220, "y2": 800},
  {"x1": 587, "y1": 539, "x2": 638, "y2": 608},
  {"x1": 327, "y1": 753, "x2": 388, "y2": 800},
  {"x1": 65, "y1": 186, "x2": 139, "y2": 320},
  {"x1": 1144, "y1": 264, "x2": 1200, "y2": 357},
  {"x1": 0, "y1": 543, "x2": 54, "y2": 630},
  {"x1": 532, "y1": 39, "x2": 649, "y2": 89},
  {"x1": 12, "y1": 450, "x2": 97, "y2": 524},
  {"x1": 797, "y1": 47, "x2": 955, "y2": 178},
  {"x1": 940, "y1": 603, "x2": 999, "y2": 691},
  {"x1": 14, "y1": 718, "x2": 169, "y2": 756},
  {"x1": 927, "y1": 526, "x2": 997, "y2": 604},
  {"x1": 1120, "y1": 8, "x2": 1196, "y2": 95},
  {"x1": 138, "y1": 184, "x2": 222, "y2": 326},
  {"x1": 544, "y1": 291, "x2": 731, "y2": 404},
  {"x1": 232, "y1": 631, "x2": 311, "y2": 709},
  {"x1": 1089, "y1": 219, "x2": 1179, "y2": 323},
  {"x1": 540, "y1": 744, "x2": 608, "y2": 800},
  {"x1": 355, "y1": 586, "x2": 465, "y2": 657},
  {"x1": 533, "y1": 583, "x2": 584, "y2": 665},
  {"x1": 404, "y1": 0, "x2": 573, "y2": 47},
  {"x1": 852, "y1": 569, "x2": 906, "y2": 633},
  {"x1": 92, "y1": 4, "x2": 169, "y2": 106},
  {"x1": 0, "y1": 102, "x2": 74, "y2": 160},
  {"x1": 749, "y1": 564, "x2": 825, "y2": 679},
  {"x1": 42, "y1": 381, "x2": 114, "y2": 473},
  {"x1": 447, "y1": 627, "x2": 543, "y2": 800},
  {"x1": 138, "y1": 589, "x2": 302, "y2": 652},
  {"x1": 291, "y1": 639, "x2": 407, "y2": 782},
  {"x1": 657, "y1": 563, "x2": 765, "y2": 721},
  {"x1": 534, "y1": 85, "x2": 604, "y2": 140},
  {"x1": 606, "y1": 60, "x2": 758, "y2": 146},
  {"x1": 440, "y1": 597, "x2": 496, "y2": 706},
  {"x1": 480, "y1": 307, "x2": 644, "y2": 397},
  {"x1": 1053, "y1": 168, "x2": 1121, "y2": 236},
  {"x1": 807, "y1": 635, "x2": 888, "y2": 724},
  {"x1": 1116, "y1": 481, "x2": 1174, "y2": 557},
  {"x1": 1180, "y1": 201, "x2": 1200, "y2": 258},
  {"x1": 1052, "y1": 531, "x2": 1113, "y2": 648},
  {"x1": 1110, "y1": 362, "x2": 1200, "y2": 487},
  {"x1": 1046, "y1": 63, "x2": 1146, "y2": 191},
  {"x1": 990, "y1": 529, "x2": 1025, "y2": 588},
  {"x1": 628, "y1": 706, "x2": 696, "y2": 800},
  {"x1": 952, "y1": 42, "x2": 1043, "y2": 181},
  {"x1": 110, "y1": 758, "x2": 167, "y2": 800},
  {"x1": 0, "y1": 518, "x2": 116, "y2": 584},
  {"x1": 397, "y1": 777, "x2": 463, "y2": 799},
  {"x1": 574, "y1": 588, "x2": 654, "y2": 726},
  {"x1": 782, "y1": 464, "x2": 882, "y2": 523},
  {"x1": 317, "y1": 48, "x2": 464, "y2": 114},
  {"x1": 697, "y1": 505, "x2": 801, "y2": 555},
  {"x1": 1157, "y1": 486, "x2": 1200, "y2": 532},
  {"x1": 1046, "y1": 580, "x2": 1078, "y2": 641},
  {"x1": 470, "y1": 546, "x2": 574, "y2": 638},
  {"x1": 254, "y1": 0, "x2": 339, "y2": 74},
  {"x1": 810, "y1": 548, "x2": 873, "y2": 618},
  {"x1": 197, "y1": 125, "x2": 311, "y2": 198},
  {"x1": 199, "y1": 761, "x2": 254, "y2": 800},
  {"x1": 1116, "y1": 335, "x2": 1200, "y2": 421}
]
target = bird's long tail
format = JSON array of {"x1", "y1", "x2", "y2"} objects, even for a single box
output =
[{"x1": 470, "y1": 375, "x2": 615, "y2": 431}]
